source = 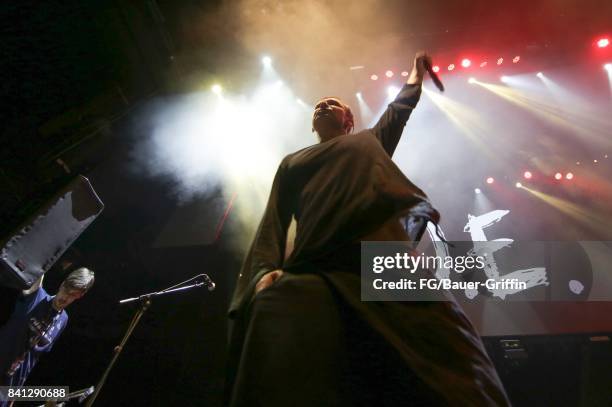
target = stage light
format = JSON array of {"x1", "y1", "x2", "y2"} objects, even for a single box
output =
[
  {"x1": 211, "y1": 84, "x2": 222, "y2": 95},
  {"x1": 554, "y1": 172, "x2": 562, "y2": 180},
  {"x1": 500, "y1": 75, "x2": 509, "y2": 83},
  {"x1": 448, "y1": 64, "x2": 455, "y2": 71},
  {"x1": 468, "y1": 77, "x2": 476, "y2": 84},
  {"x1": 480, "y1": 61, "x2": 487, "y2": 68},
  {"x1": 385, "y1": 70, "x2": 394, "y2": 78},
  {"x1": 565, "y1": 172, "x2": 574, "y2": 180},
  {"x1": 576, "y1": 161, "x2": 580, "y2": 165},
  {"x1": 355, "y1": 92, "x2": 362, "y2": 98},
  {"x1": 523, "y1": 186, "x2": 611, "y2": 236},
  {"x1": 387, "y1": 86, "x2": 400, "y2": 97},
  {"x1": 605, "y1": 154, "x2": 609, "y2": 158},
  {"x1": 461, "y1": 58, "x2": 471, "y2": 68},
  {"x1": 604, "y1": 63, "x2": 612, "y2": 71},
  {"x1": 497, "y1": 58, "x2": 504, "y2": 65},
  {"x1": 597, "y1": 37, "x2": 610, "y2": 48},
  {"x1": 513, "y1": 56, "x2": 521, "y2": 63},
  {"x1": 515, "y1": 182, "x2": 522, "y2": 188},
  {"x1": 370, "y1": 74, "x2": 378, "y2": 81},
  {"x1": 474, "y1": 188, "x2": 481, "y2": 194},
  {"x1": 536, "y1": 72, "x2": 544, "y2": 78},
  {"x1": 523, "y1": 171, "x2": 532, "y2": 179},
  {"x1": 432, "y1": 65, "x2": 440, "y2": 73},
  {"x1": 401, "y1": 71, "x2": 409, "y2": 77},
  {"x1": 262, "y1": 56, "x2": 272, "y2": 66},
  {"x1": 486, "y1": 177, "x2": 494, "y2": 184},
  {"x1": 594, "y1": 159, "x2": 598, "y2": 163}
]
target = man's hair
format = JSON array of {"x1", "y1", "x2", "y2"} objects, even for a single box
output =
[{"x1": 63, "y1": 267, "x2": 95, "y2": 292}]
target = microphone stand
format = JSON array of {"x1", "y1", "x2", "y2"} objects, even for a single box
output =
[{"x1": 84, "y1": 274, "x2": 214, "y2": 407}]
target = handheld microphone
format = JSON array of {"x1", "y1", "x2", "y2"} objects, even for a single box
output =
[{"x1": 423, "y1": 59, "x2": 445, "y2": 92}]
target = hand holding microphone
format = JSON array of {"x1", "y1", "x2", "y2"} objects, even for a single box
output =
[{"x1": 407, "y1": 51, "x2": 444, "y2": 92}]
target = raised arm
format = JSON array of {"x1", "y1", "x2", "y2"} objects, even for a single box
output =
[
  {"x1": 371, "y1": 52, "x2": 430, "y2": 157},
  {"x1": 228, "y1": 158, "x2": 293, "y2": 318}
]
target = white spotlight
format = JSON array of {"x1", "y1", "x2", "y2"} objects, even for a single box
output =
[
  {"x1": 211, "y1": 84, "x2": 222, "y2": 95},
  {"x1": 500, "y1": 75, "x2": 509, "y2": 83},
  {"x1": 468, "y1": 77, "x2": 476, "y2": 84},
  {"x1": 355, "y1": 92, "x2": 362, "y2": 98},
  {"x1": 474, "y1": 188, "x2": 481, "y2": 194},
  {"x1": 515, "y1": 182, "x2": 523, "y2": 188},
  {"x1": 536, "y1": 72, "x2": 544, "y2": 78},
  {"x1": 604, "y1": 63, "x2": 612, "y2": 71},
  {"x1": 387, "y1": 86, "x2": 399, "y2": 97},
  {"x1": 262, "y1": 55, "x2": 272, "y2": 66}
]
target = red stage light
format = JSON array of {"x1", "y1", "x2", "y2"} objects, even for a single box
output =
[
  {"x1": 513, "y1": 56, "x2": 521, "y2": 63},
  {"x1": 554, "y1": 172, "x2": 562, "y2": 180},
  {"x1": 597, "y1": 38, "x2": 610, "y2": 48},
  {"x1": 448, "y1": 64, "x2": 455, "y2": 71},
  {"x1": 497, "y1": 58, "x2": 504, "y2": 65},
  {"x1": 385, "y1": 70, "x2": 394, "y2": 78},
  {"x1": 370, "y1": 74, "x2": 378, "y2": 81},
  {"x1": 480, "y1": 61, "x2": 487, "y2": 68},
  {"x1": 432, "y1": 65, "x2": 440, "y2": 73},
  {"x1": 523, "y1": 171, "x2": 532, "y2": 179},
  {"x1": 486, "y1": 177, "x2": 494, "y2": 184},
  {"x1": 566, "y1": 172, "x2": 574, "y2": 180},
  {"x1": 461, "y1": 58, "x2": 471, "y2": 68}
]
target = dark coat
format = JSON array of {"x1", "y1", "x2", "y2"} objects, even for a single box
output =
[{"x1": 226, "y1": 84, "x2": 511, "y2": 407}]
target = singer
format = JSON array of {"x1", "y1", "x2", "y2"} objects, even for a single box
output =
[
  {"x1": 225, "y1": 52, "x2": 510, "y2": 406},
  {"x1": 0, "y1": 268, "x2": 94, "y2": 407}
]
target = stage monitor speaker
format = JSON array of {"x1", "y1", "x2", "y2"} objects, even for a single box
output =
[
  {"x1": 485, "y1": 334, "x2": 612, "y2": 407},
  {"x1": 0, "y1": 175, "x2": 104, "y2": 289}
]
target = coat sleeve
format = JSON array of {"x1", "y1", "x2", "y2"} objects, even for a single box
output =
[
  {"x1": 228, "y1": 159, "x2": 293, "y2": 319},
  {"x1": 370, "y1": 83, "x2": 422, "y2": 157}
]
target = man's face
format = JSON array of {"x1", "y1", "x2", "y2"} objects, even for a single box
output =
[
  {"x1": 53, "y1": 284, "x2": 86, "y2": 309},
  {"x1": 312, "y1": 97, "x2": 347, "y2": 136}
]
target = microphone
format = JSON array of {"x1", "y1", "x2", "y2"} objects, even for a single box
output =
[
  {"x1": 423, "y1": 59, "x2": 445, "y2": 92},
  {"x1": 118, "y1": 273, "x2": 215, "y2": 305},
  {"x1": 202, "y1": 274, "x2": 216, "y2": 291}
]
